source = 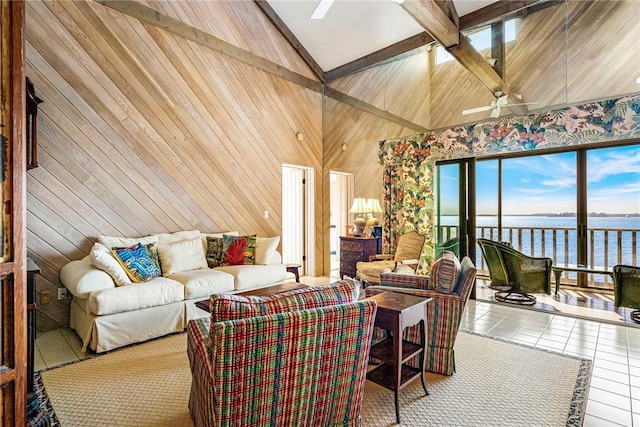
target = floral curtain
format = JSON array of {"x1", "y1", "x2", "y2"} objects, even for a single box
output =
[{"x1": 379, "y1": 95, "x2": 640, "y2": 271}]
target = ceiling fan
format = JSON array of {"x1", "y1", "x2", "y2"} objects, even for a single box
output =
[{"x1": 462, "y1": 92, "x2": 537, "y2": 118}]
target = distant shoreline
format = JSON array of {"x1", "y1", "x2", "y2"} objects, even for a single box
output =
[{"x1": 472, "y1": 213, "x2": 640, "y2": 217}]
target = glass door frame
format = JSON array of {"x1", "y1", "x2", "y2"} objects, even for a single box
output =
[{"x1": 435, "y1": 157, "x2": 477, "y2": 295}]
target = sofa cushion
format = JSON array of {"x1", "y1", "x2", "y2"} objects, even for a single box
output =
[
  {"x1": 112, "y1": 243, "x2": 162, "y2": 283},
  {"x1": 214, "y1": 264, "x2": 287, "y2": 291},
  {"x1": 255, "y1": 236, "x2": 280, "y2": 265},
  {"x1": 88, "y1": 277, "x2": 184, "y2": 316},
  {"x1": 90, "y1": 242, "x2": 132, "y2": 286},
  {"x1": 220, "y1": 234, "x2": 257, "y2": 266},
  {"x1": 209, "y1": 279, "x2": 359, "y2": 323},
  {"x1": 156, "y1": 230, "x2": 200, "y2": 245},
  {"x1": 205, "y1": 236, "x2": 225, "y2": 268},
  {"x1": 157, "y1": 237, "x2": 208, "y2": 276},
  {"x1": 60, "y1": 258, "x2": 116, "y2": 299},
  {"x1": 168, "y1": 268, "x2": 235, "y2": 300},
  {"x1": 98, "y1": 234, "x2": 158, "y2": 249}
]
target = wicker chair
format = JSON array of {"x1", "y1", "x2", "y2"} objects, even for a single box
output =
[
  {"x1": 365, "y1": 251, "x2": 476, "y2": 376},
  {"x1": 476, "y1": 238, "x2": 552, "y2": 305},
  {"x1": 613, "y1": 264, "x2": 640, "y2": 322},
  {"x1": 187, "y1": 281, "x2": 377, "y2": 427},
  {"x1": 356, "y1": 231, "x2": 426, "y2": 286}
]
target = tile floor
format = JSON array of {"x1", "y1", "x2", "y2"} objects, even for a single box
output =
[{"x1": 35, "y1": 276, "x2": 640, "y2": 426}]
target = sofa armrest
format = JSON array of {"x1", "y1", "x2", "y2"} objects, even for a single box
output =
[
  {"x1": 380, "y1": 271, "x2": 430, "y2": 290},
  {"x1": 60, "y1": 259, "x2": 116, "y2": 299}
]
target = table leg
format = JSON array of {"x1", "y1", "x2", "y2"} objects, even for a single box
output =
[
  {"x1": 553, "y1": 269, "x2": 562, "y2": 294},
  {"x1": 419, "y1": 317, "x2": 429, "y2": 396},
  {"x1": 393, "y1": 319, "x2": 402, "y2": 424}
]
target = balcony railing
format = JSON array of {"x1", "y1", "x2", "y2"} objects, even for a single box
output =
[{"x1": 437, "y1": 225, "x2": 640, "y2": 290}]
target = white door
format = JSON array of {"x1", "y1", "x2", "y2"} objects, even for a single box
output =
[
  {"x1": 330, "y1": 172, "x2": 354, "y2": 274},
  {"x1": 282, "y1": 165, "x2": 314, "y2": 276}
]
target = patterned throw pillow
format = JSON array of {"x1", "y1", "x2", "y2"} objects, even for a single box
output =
[
  {"x1": 115, "y1": 242, "x2": 161, "y2": 272},
  {"x1": 209, "y1": 280, "x2": 359, "y2": 323},
  {"x1": 112, "y1": 243, "x2": 161, "y2": 283},
  {"x1": 205, "y1": 236, "x2": 225, "y2": 268},
  {"x1": 430, "y1": 252, "x2": 461, "y2": 294},
  {"x1": 219, "y1": 234, "x2": 257, "y2": 266}
]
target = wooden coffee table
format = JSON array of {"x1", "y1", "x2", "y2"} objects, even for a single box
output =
[
  {"x1": 195, "y1": 282, "x2": 308, "y2": 312},
  {"x1": 365, "y1": 291, "x2": 432, "y2": 424}
]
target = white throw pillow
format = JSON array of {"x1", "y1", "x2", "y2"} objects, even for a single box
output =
[
  {"x1": 255, "y1": 236, "x2": 280, "y2": 265},
  {"x1": 157, "y1": 237, "x2": 208, "y2": 276},
  {"x1": 156, "y1": 230, "x2": 201, "y2": 245},
  {"x1": 89, "y1": 242, "x2": 132, "y2": 286},
  {"x1": 98, "y1": 235, "x2": 158, "y2": 249}
]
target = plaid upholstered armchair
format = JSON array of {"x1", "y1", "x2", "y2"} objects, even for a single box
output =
[
  {"x1": 187, "y1": 281, "x2": 377, "y2": 427},
  {"x1": 365, "y1": 251, "x2": 476, "y2": 376}
]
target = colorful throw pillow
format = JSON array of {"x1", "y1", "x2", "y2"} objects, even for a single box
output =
[
  {"x1": 209, "y1": 280, "x2": 359, "y2": 323},
  {"x1": 219, "y1": 234, "x2": 257, "y2": 266},
  {"x1": 114, "y1": 242, "x2": 161, "y2": 272},
  {"x1": 112, "y1": 243, "x2": 161, "y2": 283},
  {"x1": 205, "y1": 236, "x2": 225, "y2": 268}
]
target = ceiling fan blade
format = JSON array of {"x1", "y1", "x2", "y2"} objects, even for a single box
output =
[
  {"x1": 462, "y1": 105, "x2": 494, "y2": 115},
  {"x1": 310, "y1": 0, "x2": 334, "y2": 19},
  {"x1": 490, "y1": 106, "x2": 501, "y2": 118}
]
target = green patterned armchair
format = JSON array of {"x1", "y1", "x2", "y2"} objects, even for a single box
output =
[
  {"x1": 187, "y1": 281, "x2": 377, "y2": 427},
  {"x1": 613, "y1": 264, "x2": 640, "y2": 322},
  {"x1": 477, "y1": 238, "x2": 552, "y2": 305}
]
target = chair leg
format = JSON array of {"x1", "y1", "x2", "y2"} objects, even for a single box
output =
[{"x1": 495, "y1": 291, "x2": 536, "y2": 305}]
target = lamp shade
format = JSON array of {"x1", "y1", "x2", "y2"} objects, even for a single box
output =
[
  {"x1": 349, "y1": 198, "x2": 368, "y2": 237},
  {"x1": 349, "y1": 198, "x2": 368, "y2": 214},
  {"x1": 367, "y1": 198, "x2": 383, "y2": 214}
]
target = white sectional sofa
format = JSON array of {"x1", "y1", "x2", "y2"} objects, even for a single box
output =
[{"x1": 59, "y1": 230, "x2": 287, "y2": 352}]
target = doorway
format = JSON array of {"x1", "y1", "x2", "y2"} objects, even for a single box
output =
[
  {"x1": 281, "y1": 165, "x2": 315, "y2": 276},
  {"x1": 329, "y1": 172, "x2": 354, "y2": 275}
]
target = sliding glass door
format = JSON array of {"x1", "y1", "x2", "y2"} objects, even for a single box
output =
[
  {"x1": 435, "y1": 157, "x2": 476, "y2": 262},
  {"x1": 474, "y1": 142, "x2": 639, "y2": 289}
]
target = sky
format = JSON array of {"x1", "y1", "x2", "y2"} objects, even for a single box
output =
[{"x1": 439, "y1": 145, "x2": 640, "y2": 215}]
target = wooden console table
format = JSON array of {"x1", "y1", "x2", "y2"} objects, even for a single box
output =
[
  {"x1": 366, "y1": 291, "x2": 432, "y2": 424},
  {"x1": 339, "y1": 236, "x2": 379, "y2": 279}
]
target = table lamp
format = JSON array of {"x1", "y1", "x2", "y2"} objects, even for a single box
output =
[
  {"x1": 349, "y1": 198, "x2": 368, "y2": 237},
  {"x1": 366, "y1": 198, "x2": 383, "y2": 227}
]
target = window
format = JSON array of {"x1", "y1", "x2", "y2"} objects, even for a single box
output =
[{"x1": 436, "y1": 19, "x2": 516, "y2": 64}]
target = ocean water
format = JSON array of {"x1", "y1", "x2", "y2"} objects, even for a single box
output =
[{"x1": 439, "y1": 215, "x2": 640, "y2": 269}]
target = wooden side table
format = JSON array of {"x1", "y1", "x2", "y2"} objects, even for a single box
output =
[
  {"x1": 366, "y1": 291, "x2": 432, "y2": 424},
  {"x1": 285, "y1": 263, "x2": 301, "y2": 282}
]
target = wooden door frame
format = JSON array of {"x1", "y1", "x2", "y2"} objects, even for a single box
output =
[{"x1": 0, "y1": 0, "x2": 27, "y2": 425}]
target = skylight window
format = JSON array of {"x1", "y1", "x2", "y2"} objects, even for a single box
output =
[{"x1": 436, "y1": 19, "x2": 516, "y2": 65}]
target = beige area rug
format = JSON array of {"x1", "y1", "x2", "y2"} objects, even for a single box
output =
[{"x1": 37, "y1": 331, "x2": 590, "y2": 427}]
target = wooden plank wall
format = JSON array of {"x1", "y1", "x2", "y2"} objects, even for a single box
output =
[{"x1": 25, "y1": 0, "x2": 322, "y2": 330}]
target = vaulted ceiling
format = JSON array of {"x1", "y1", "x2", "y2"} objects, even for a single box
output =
[
  {"x1": 261, "y1": 1, "x2": 559, "y2": 79},
  {"x1": 259, "y1": 0, "x2": 562, "y2": 114}
]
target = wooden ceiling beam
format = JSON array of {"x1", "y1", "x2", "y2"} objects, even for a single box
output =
[
  {"x1": 325, "y1": 32, "x2": 434, "y2": 82},
  {"x1": 325, "y1": 0, "x2": 561, "y2": 82},
  {"x1": 254, "y1": 0, "x2": 325, "y2": 83},
  {"x1": 402, "y1": 0, "x2": 528, "y2": 115}
]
